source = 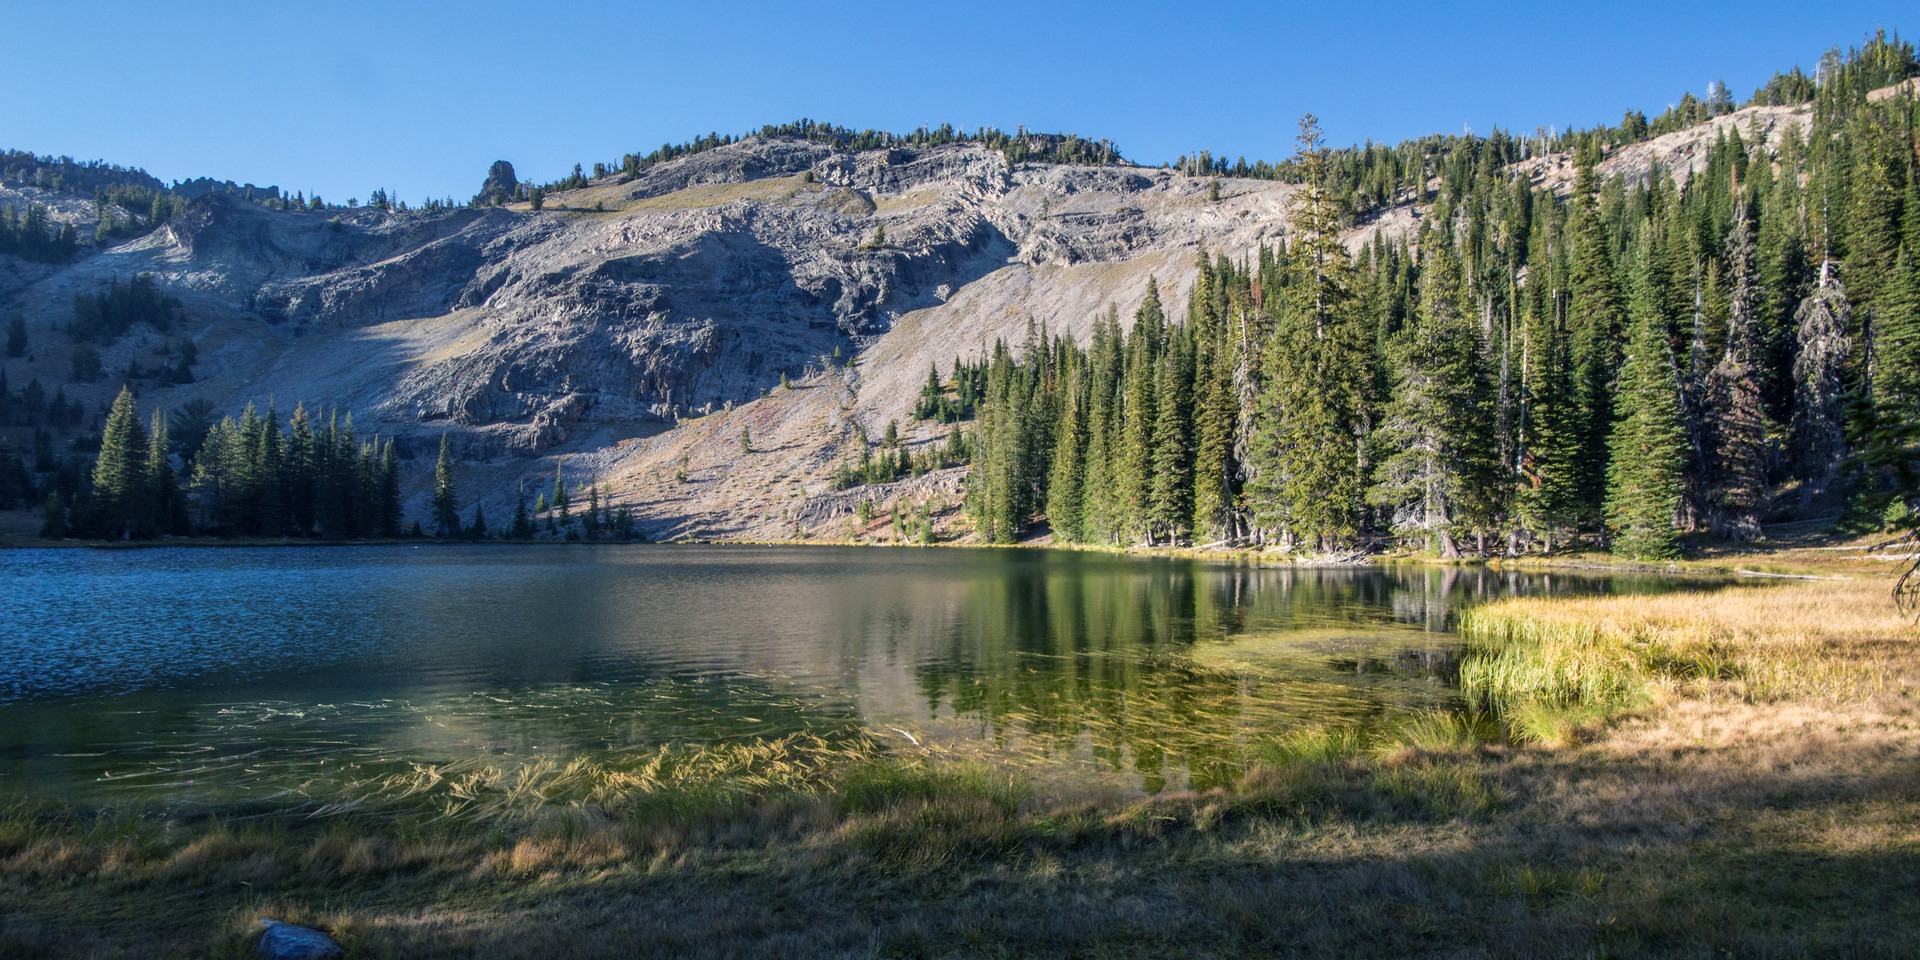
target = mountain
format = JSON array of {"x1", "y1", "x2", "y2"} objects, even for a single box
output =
[{"x1": 1, "y1": 134, "x2": 1302, "y2": 538}]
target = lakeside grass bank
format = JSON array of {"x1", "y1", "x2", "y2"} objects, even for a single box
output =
[{"x1": 2, "y1": 554, "x2": 1916, "y2": 957}]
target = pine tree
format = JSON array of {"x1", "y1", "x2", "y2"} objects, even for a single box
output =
[
  {"x1": 1081, "y1": 308, "x2": 1124, "y2": 542},
  {"x1": 1872, "y1": 248, "x2": 1920, "y2": 431},
  {"x1": 1115, "y1": 283, "x2": 1163, "y2": 542},
  {"x1": 1515, "y1": 287, "x2": 1586, "y2": 551},
  {"x1": 255, "y1": 402, "x2": 285, "y2": 536},
  {"x1": 1189, "y1": 258, "x2": 1239, "y2": 544},
  {"x1": 40, "y1": 491, "x2": 67, "y2": 539},
  {"x1": 145, "y1": 408, "x2": 178, "y2": 536},
  {"x1": 512, "y1": 487, "x2": 533, "y2": 540},
  {"x1": 1044, "y1": 351, "x2": 1087, "y2": 540},
  {"x1": 1145, "y1": 335, "x2": 1193, "y2": 544},
  {"x1": 88, "y1": 385, "x2": 148, "y2": 539},
  {"x1": 1755, "y1": 128, "x2": 1810, "y2": 421},
  {"x1": 432, "y1": 433, "x2": 459, "y2": 538},
  {"x1": 1790, "y1": 259, "x2": 1853, "y2": 504},
  {"x1": 1605, "y1": 240, "x2": 1689, "y2": 559},
  {"x1": 1841, "y1": 104, "x2": 1906, "y2": 320},
  {"x1": 378, "y1": 439, "x2": 401, "y2": 537},
  {"x1": 1368, "y1": 239, "x2": 1497, "y2": 556},
  {"x1": 585, "y1": 484, "x2": 601, "y2": 540},
  {"x1": 1567, "y1": 142, "x2": 1626, "y2": 523},
  {"x1": 1247, "y1": 116, "x2": 1370, "y2": 553},
  {"x1": 1703, "y1": 197, "x2": 1771, "y2": 539},
  {"x1": 287, "y1": 405, "x2": 316, "y2": 535}
]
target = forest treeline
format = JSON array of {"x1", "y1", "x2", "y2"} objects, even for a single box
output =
[
  {"x1": 58, "y1": 387, "x2": 404, "y2": 541},
  {"x1": 26, "y1": 383, "x2": 644, "y2": 544},
  {"x1": 942, "y1": 36, "x2": 1919, "y2": 559}
]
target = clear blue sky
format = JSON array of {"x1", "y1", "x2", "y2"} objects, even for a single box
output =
[{"x1": 1, "y1": 2, "x2": 1908, "y2": 205}]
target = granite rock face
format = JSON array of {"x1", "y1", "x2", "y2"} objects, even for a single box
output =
[
  {"x1": 0, "y1": 137, "x2": 1298, "y2": 533},
  {"x1": 4, "y1": 139, "x2": 1288, "y2": 444}
]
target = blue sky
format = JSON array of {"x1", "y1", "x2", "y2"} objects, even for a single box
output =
[{"x1": 0, "y1": 2, "x2": 1908, "y2": 205}]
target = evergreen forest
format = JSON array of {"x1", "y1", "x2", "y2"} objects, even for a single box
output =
[{"x1": 940, "y1": 35, "x2": 1920, "y2": 560}]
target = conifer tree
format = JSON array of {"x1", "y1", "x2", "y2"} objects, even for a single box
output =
[
  {"x1": 1115, "y1": 283, "x2": 1163, "y2": 542},
  {"x1": 256, "y1": 402, "x2": 285, "y2": 536},
  {"x1": 40, "y1": 491, "x2": 68, "y2": 539},
  {"x1": 1755, "y1": 128, "x2": 1810, "y2": 420},
  {"x1": 432, "y1": 433, "x2": 459, "y2": 538},
  {"x1": 1080, "y1": 309, "x2": 1124, "y2": 542},
  {"x1": 1872, "y1": 248, "x2": 1920, "y2": 431},
  {"x1": 88, "y1": 385, "x2": 148, "y2": 539},
  {"x1": 1044, "y1": 351, "x2": 1088, "y2": 540},
  {"x1": 1841, "y1": 104, "x2": 1906, "y2": 320},
  {"x1": 1369, "y1": 240, "x2": 1497, "y2": 556},
  {"x1": 585, "y1": 484, "x2": 601, "y2": 540},
  {"x1": 379, "y1": 439, "x2": 401, "y2": 537},
  {"x1": 511, "y1": 487, "x2": 532, "y2": 540},
  {"x1": 969, "y1": 340, "x2": 1032, "y2": 542},
  {"x1": 1567, "y1": 142, "x2": 1626, "y2": 522},
  {"x1": 1189, "y1": 279, "x2": 1239, "y2": 544},
  {"x1": 1703, "y1": 197, "x2": 1771, "y2": 539},
  {"x1": 1146, "y1": 335, "x2": 1193, "y2": 544},
  {"x1": 1248, "y1": 115, "x2": 1369, "y2": 553},
  {"x1": 1790, "y1": 259, "x2": 1853, "y2": 503},
  {"x1": 287, "y1": 405, "x2": 316, "y2": 535},
  {"x1": 145, "y1": 408, "x2": 179, "y2": 536},
  {"x1": 1605, "y1": 240, "x2": 1689, "y2": 559},
  {"x1": 1515, "y1": 290, "x2": 1586, "y2": 551}
]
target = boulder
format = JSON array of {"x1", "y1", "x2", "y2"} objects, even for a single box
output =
[{"x1": 256, "y1": 918, "x2": 344, "y2": 960}]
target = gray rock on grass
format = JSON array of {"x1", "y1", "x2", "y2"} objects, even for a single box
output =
[{"x1": 257, "y1": 918, "x2": 344, "y2": 960}]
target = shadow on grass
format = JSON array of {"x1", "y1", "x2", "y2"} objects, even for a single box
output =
[{"x1": 3, "y1": 735, "x2": 1916, "y2": 959}]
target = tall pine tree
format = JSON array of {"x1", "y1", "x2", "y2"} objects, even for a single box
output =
[
  {"x1": 433, "y1": 433, "x2": 460, "y2": 538},
  {"x1": 1605, "y1": 237, "x2": 1689, "y2": 559}
]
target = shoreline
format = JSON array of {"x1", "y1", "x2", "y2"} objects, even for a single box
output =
[{"x1": 7, "y1": 528, "x2": 1904, "y2": 584}]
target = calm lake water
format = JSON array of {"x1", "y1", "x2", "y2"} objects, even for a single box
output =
[{"x1": 0, "y1": 545, "x2": 1668, "y2": 807}]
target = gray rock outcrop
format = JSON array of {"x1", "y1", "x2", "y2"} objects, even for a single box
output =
[{"x1": 478, "y1": 160, "x2": 518, "y2": 205}]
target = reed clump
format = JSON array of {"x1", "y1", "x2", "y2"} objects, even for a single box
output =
[{"x1": 1458, "y1": 579, "x2": 1907, "y2": 743}]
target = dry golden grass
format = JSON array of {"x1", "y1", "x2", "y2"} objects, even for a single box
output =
[{"x1": 1461, "y1": 579, "x2": 1913, "y2": 745}]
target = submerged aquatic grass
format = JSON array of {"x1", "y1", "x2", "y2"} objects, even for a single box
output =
[{"x1": 314, "y1": 734, "x2": 889, "y2": 823}]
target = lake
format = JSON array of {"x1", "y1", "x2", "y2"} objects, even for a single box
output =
[{"x1": 0, "y1": 545, "x2": 1665, "y2": 809}]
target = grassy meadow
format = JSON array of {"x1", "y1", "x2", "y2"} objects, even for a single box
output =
[{"x1": 2, "y1": 545, "x2": 1917, "y2": 958}]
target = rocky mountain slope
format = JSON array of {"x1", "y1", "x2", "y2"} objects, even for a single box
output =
[{"x1": 0, "y1": 91, "x2": 1840, "y2": 540}]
